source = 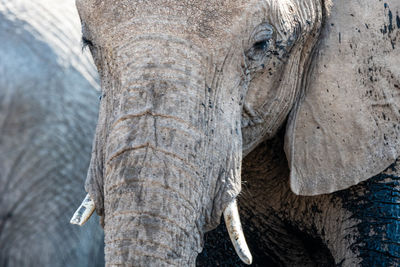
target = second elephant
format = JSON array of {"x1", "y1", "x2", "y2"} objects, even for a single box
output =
[{"x1": 0, "y1": 0, "x2": 104, "y2": 266}]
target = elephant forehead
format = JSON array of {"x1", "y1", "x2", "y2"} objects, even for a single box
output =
[
  {"x1": 77, "y1": 0, "x2": 246, "y2": 26},
  {"x1": 76, "y1": 0, "x2": 267, "y2": 48}
]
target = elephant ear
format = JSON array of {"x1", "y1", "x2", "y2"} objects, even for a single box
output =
[{"x1": 285, "y1": 1, "x2": 400, "y2": 196}]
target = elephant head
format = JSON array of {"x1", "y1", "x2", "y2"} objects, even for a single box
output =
[{"x1": 72, "y1": 0, "x2": 400, "y2": 265}]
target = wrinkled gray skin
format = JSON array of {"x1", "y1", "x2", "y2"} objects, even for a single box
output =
[
  {"x1": 76, "y1": 0, "x2": 400, "y2": 266},
  {"x1": 0, "y1": 1, "x2": 104, "y2": 266}
]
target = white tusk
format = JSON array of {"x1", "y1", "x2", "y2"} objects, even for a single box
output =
[
  {"x1": 70, "y1": 194, "x2": 95, "y2": 226},
  {"x1": 223, "y1": 199, "x2": 253, "y2": 265}
]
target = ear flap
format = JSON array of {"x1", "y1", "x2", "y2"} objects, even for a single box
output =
[{"x1": 285, "y1": 1, "x2": 400, "y2": 195}]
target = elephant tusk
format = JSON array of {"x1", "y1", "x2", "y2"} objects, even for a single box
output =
[
  {"x1": 223, "y1": 199, "x2": 253, "y2": 265},
  {"x1": 70, "y1": 194, "x2": 95, "y2": 226}
]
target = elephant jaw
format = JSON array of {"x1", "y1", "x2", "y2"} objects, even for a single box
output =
[{"x1": 71, "y1": 194, "x2": 253, "y2": 265}]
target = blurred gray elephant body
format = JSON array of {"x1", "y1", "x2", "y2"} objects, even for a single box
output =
[
  {"x1": 74, "y1": 0, "x2": 400, "y2": 266},
  {"x1": 0, "y1": 1, "x2": 104, "y2": 266}
]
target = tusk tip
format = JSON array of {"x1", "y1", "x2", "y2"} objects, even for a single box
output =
[
  {"x1": 236, "y1": 247, "x2": 253, "y2": 265},
  {"x1": 70, "y1": 194, "x2": 95, "y2": 226},
  {"x1": 70, "y1": 216, "x2": 84, "y2": 226},
  {"x1": 241, "y1": 254, "x2": 253, "y2": 265}
]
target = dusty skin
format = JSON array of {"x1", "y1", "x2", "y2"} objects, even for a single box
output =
[{"x1": 73, "y1": 0, "x2": 399, "y2": 266}]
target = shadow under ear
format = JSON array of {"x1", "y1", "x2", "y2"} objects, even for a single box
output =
[{"x1": 198, "y1": 131, "x2": 335, "y2": 267}]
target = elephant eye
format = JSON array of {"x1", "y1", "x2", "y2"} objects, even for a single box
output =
[
  {"x1": 252, "y1": 40, "x2": 269, "y2": 51},
  {"x1": 251, "y1": 23, "x2": 274, "y2": 49},
  {"x1": 246, "y1": 22, "x2": 276, "y2": 61}
]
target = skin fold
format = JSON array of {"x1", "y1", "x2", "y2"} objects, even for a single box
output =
[
  {"x1": 75, "y1": 0, "x2": 400, "y2": 265},
  {"x1": 0, "y1": 1, "x2": 104, "y2": 266}
]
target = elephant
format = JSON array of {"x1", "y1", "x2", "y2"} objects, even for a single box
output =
[
  {"x1": 72, "y1": 0, "x2": 400, "y2": 266},
  {"x1": 0, "y1": 0, "x2": 104, "y2": 266}
]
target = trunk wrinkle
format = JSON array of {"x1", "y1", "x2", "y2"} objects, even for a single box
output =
[
  {"x1": 106, "y1": 238, "x2": 182, "y2": 253},
  {"x1": 105, "y1": 161, "x2": 201, "y2": 188},
  {"x1": 106, "y1": 144, "x2": 199, "y2": 171},
  {"x1": 110, "y1": 112, "x2": 204, "y2": 137},
  {"x1": 124, "y1": 63, "x2": 204, "y2": 84},
  {"x1": 108, "y1": 211, "x2": 194, "y2": 237},
  {"x1": 106, "y1": 250, "x2": 177, "y2": 266},
  {"x1": 124, "y1": 78, "x2": 204, "y2": 100},
  {"x1": 113, "y1": 33, "x2": 206, "y2": 62},
  {"x1": 106, "y1": 180, "x2": 197, "y2": 213},
  {"x1": 153, "y1": 117, "x2": 158, "y2": 147},
  {"x1": 106, "y1": 221, "x2": 192, "y2": 247}
]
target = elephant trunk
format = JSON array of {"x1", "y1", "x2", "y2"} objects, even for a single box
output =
[
  {"x1": 102, "y1": 95, "x2": 207, "y2": 265},
  {"x1": 79, "y1": 37, "x2": 245, "y2": 265},
  {"x1": 104, "y1": 149, "x2": 202, "y2": 265}
]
